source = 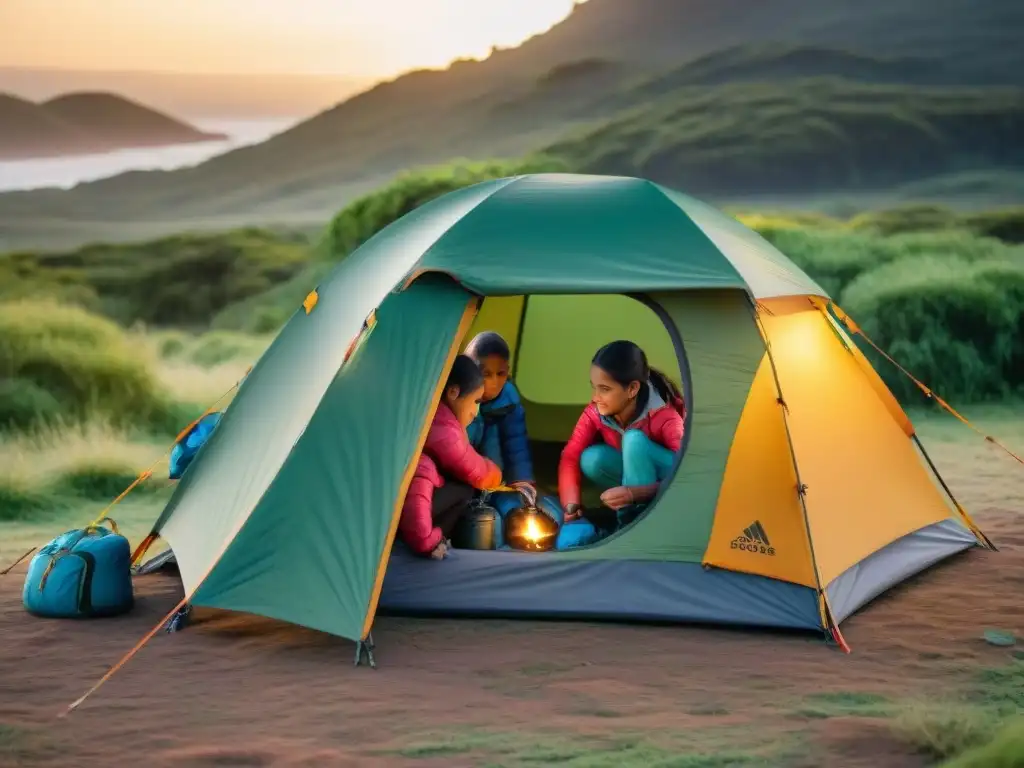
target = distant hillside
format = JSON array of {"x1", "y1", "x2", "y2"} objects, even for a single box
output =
[
  {"x1": 0, "y1": 94, "x2": 97, "y2": 160},
  {"x1": 631, "y1": 44, "x2": 961, "y2": 92},
  {"x1": 1, "y1": 0, "x2": 1022, "y2": 234},
  {"x1": 0, "y1": 91, "x2": 225, "y2": 160},
  {"x1": 545, "y1": 80, "x2": 1024, "y2": 195},
  {"x1": 501, "y1": 0, "x2": 1024, "y2": 85},
  {"x1": 0, "y1": 68, "x2": 371, "y2": 120}
]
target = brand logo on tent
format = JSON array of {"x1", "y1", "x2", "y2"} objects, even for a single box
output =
[{"x1": 731, "y1": 521, "x2": 775, "y2": 556}]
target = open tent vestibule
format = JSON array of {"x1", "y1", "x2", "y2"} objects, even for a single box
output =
[{"x1": 136, "y1": 174, "x2": 991, "y2": 655}]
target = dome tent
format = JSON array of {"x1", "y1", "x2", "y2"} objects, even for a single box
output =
[{"x1": 138, "y1": 173, "x2": 991, "y2": 656}]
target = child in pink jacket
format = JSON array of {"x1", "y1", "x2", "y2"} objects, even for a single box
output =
[
  {"x1": 559, "y1": 340, "x2": 685, "y2": 533},
  {"x1": 399, "y1": 355, "x2": 504, "y2": 558}
]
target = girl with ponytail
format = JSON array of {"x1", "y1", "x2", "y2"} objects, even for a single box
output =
[{"x1": 558, "y1": 340, "x2": 686, "y2": 532}]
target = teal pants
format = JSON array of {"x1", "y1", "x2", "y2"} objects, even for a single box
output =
[
  {"x1": 580, "y1": 430, "x2": 675, "y2": 491},
  {"x1": 554, "y1": 432, "x2": 675, "y2": 547}
]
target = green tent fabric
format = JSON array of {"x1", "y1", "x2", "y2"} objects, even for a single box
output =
[
  {"x1": 142, "y1": 173, "x2": 979, "y2": 649},
  {"x1": 403, "y1": 174, "x2": 827, "y2": 297}
]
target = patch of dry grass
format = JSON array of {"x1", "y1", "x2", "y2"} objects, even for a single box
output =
[
  {"x1": 0, "y1": 420, "x2": 168, "y2": 489},
  {"x1": 0, "y1": 420, "x2": 173, "y2": 562},
  {"x1": 135, "y1": 327, "x2": 266, "y2": 408},
  {"x1": 890, "y1": 703, "x2": 997, "y2": 761}
]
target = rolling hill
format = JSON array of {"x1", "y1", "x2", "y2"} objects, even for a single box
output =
[
  {"x1": 1, "y1": 0, "x2": 1023, "y2": 246},
  {"x1": 0, "y1": 68, "x2": 371, "y2": 120},
  {"x1": 546, "y1": 79, "x2": 1024, "y2": 195},
  {"x1": 0, "y1": 91, "x2": 225, "y2": 160}
]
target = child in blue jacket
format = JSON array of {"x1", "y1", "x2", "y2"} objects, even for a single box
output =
[{"x1": 464, "y1": 332, "x2": 537, "y2": 543}]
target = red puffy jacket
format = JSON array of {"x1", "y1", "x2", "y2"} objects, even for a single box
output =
[
  {"x1": 398, "y1": 403, "x2": 502, "y2": 554},
  {"x1": 558, "y1": 389, "x2": 685, "y2": 508}
]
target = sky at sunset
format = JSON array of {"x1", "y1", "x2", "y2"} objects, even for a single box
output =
[{"x1": 0, "y1": 0, "x2": 581, "y2": 78}]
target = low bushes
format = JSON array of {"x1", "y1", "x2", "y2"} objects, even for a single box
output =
[{"x1": 0, "y1": 300, "x2": 175, "y2": 433}]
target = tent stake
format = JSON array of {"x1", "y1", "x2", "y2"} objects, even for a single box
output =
[
  {"x1": 354, "y1": 632, "x2": 377, "y2": 669},
  {"x1": 165, "y1": 603, "x2": 192, "y2": 633}
]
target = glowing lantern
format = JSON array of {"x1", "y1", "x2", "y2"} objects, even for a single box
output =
[{"x1": 505, "y1": 505, "x2": 558, "y2": 552}]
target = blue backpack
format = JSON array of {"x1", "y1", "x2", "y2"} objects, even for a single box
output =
[
  {"x1": 169, "y1": 411, "x2": 222, "y2": 480},
  {"x1": 22, "y1": 520, "x2": 134, "y2": 619}
]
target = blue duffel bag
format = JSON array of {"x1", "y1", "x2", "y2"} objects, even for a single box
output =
[{"x1": 22, "y1": 519, "x2": 134, "y2": 619}]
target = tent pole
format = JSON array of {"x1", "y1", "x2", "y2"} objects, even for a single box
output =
[
  {"x1": 912, "y1": 434, "x2": 997, "y2": 551},
  {"x1": 749, "y1": 299, "x2": 851, "y2": 653}
]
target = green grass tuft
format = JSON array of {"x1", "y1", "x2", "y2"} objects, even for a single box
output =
[
  {"x1": 0, "y1": 479, "x2": 55, "y2": 522},
  {"x1": 390, "y1": 729, "x2": 770, "y2": 766},
  {"x1": 891, "y1": 703, "x2": 997, "y2": 761},
  {"x1": 793, "y1": 691, "x2": 893, "y2": 720},
  {"x1": 889, "y1": 660, "x2": 1024, "y2": 762},
  {"x1": 939, "y1": 718, "x2": 1024, "y2": 768},
  {"x1": 973, "y1": 660, "x2": 1024, "y2": 713}
]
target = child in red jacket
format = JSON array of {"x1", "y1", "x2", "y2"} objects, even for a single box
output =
[
  {"x1": 559, "y1": 340, "x2": 685, "y2": 532},
  {"x1": 399, "y1": 355, "x2": 504, "y2": 559}
]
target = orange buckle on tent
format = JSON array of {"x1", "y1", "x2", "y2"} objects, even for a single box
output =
[{"x1": 303, "y1": 289, "x2": 319, "y2": 315}]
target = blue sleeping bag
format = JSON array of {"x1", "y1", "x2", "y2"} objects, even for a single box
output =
[
  {"x1": 22, "y1": 521, "x2": 134, "y2": 619},
  {"x1": 169, "y1": 411, "x2": 222, "y2": 480}
]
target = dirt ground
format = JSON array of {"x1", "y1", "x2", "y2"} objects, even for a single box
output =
[{"x1": 1, "y1": 440, "x2": 1022, "y2": 767}]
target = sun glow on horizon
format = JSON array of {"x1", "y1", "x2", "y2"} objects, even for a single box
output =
[{"x1": 0, "y1": 0, "x2": 583, "y2": 78}]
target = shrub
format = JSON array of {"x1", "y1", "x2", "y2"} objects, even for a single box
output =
[
  {"x1": 756, "y1": 227, "x2": 901, "y2": 299},
  {"x1": 183, "y1": 331, "x2": 268, "y2": 368},
  {"x1": 964, "y1": 208, "x2": 1024, "y2": 244},
  {"x1": 848, "y1": 204, "x2": 960, "y2": 235},
  {"x1": 52, "y1": 461, "x2": 146, "y2": 500},
  {"x1": 840, "y1": 254, "x2": 1024, "y2": 402},
  {"x1": 891, "y1": 703, "x2": 996, "y2": 761},
  {"x1": 0, "y1": 378, "x2": 63, "y2": 432},
  {"x1": 212, "y1": 262, "x2": 334, "y2": 333},
  {"x1": 0, "y1": 228, "x2": 311, "y2": 329},
  {"x1": 734, "y1": 210, "x2": 842, "y2": 233},
  {"x1": 0, "y1": 300, "x2": 177, "y2": 431},
  {"x1": 940, "y1": 718, "x2": 1024, "y2": 767},
  {"x1": 0, "y1": 478, "x2": 53, "y2": 522}
]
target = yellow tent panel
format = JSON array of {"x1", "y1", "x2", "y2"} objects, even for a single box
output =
[{"x1": 704, "y1": 353, "x2": 817, "y2": 587}]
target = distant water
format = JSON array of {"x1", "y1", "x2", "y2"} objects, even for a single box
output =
[{"x1": 0, "y1": 118, "x2": 298, "y2": 193}]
